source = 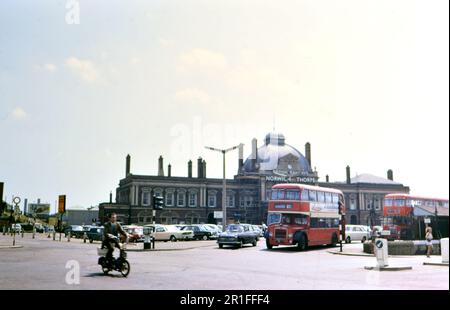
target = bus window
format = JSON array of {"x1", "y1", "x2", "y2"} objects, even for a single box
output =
[
  {"x1": 394, "y1": 199, "x2": 405, "y2": 206},
  {"x1": 301, "y1": 189, "x2": 309, "y2": 201},
  {"x1": 281, "y1": 214, "x2": 291, "y2": 224},
  {"x1": 317, "y1": 191, "x2": 325, "y2": 203},
  {"x1": 384, "y1": 199, "x2": 393, "y2": 206},
  {"x1": 271, "y1": 189, "x2": 285, "y2": 200},
  {"x1": 332, "y1": 193, "x2": 339, "y2": 204},
  {"x1": 309, "y1": 190, "x2": 317, "y2": 202},
  {"x1": 286, "y1": 190, "x2": 300, "y2": 200},
  {"x1": 267, "y1": 213, "x2": 281, "y2": 225},
  {"x1": 325, "y1": 192, "x2": 332, "y2": 203},
  {"x1": 294, "y1": 214, "x2": 307, "y2": 225}
]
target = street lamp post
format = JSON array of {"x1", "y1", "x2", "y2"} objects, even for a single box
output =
[{"x1": 205, "y1": 144, "x2": 242, "y2": 231}]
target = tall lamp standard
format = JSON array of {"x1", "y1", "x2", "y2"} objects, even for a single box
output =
[{"x1": 205, "y1": 144, "x2": 242, "y2": 231}]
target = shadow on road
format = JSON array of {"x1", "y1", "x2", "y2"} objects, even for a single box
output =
[
  {"x1": 260, "y1": 244, "x2": 340, "y2": 253},
  {"x1": 84, "y1": 272, "x2": 126, "y2": 278}
]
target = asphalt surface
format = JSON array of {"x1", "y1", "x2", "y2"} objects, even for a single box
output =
[{"x1": 0, "y1": 234, "x2": 448, "y2": 290}]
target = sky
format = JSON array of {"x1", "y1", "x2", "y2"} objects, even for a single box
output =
[{"x1": 0, "y1": 0, "x2": 448, "y2": 212}]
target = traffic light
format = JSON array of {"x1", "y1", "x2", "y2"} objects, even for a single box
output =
[{"x1": 152, "y1": 195, "x2": 164, "y2": 210}]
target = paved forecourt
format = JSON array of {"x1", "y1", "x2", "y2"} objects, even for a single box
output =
[{"x1": 0, "y1": 234, "x2": 448, "y2": 290}]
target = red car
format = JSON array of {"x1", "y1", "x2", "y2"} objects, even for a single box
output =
[{"x1": 123, "y1": 225, "x2": 144, "y2": 242}]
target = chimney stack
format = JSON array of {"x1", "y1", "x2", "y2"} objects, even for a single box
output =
[
  {"x1": 168, "y1": 164, "x2": 172, "y2": 177},
  {"x1": 326, "y1": 175, "x2": 329, "y2": 183},
  {"x1": 37, "y1": 198, "x2": 41, "y2": 204},
  {"x1": 387, "y1": 169, "x2": 393, "y2": 181},
  {"x1": 24, "y1": 198, "x2": 28, "y2": 214},
  {"x1": 202, "y1": 160, "x2": 207, "y2": 178},
  {"x1": 305, "y1": 142, "x2": 311, "y2": 167},
  {"x1": 346, "y1": 166, "x2": 351, "y2": 184},
  {"x1": 238, "y1": 144, "x2": 244, "y2": 172},
  {"x1": 158, "y1": 156, "x2": 164, "y2": 176},
  {"x1": 197, "y1": 157, "x2": 203, "y2": 178},
  {"x1": 251, "y1": 138, "x2": 258, "y2": 170},
  {"x1": 125, "y1": 154, "x2": 131, "y2": 177},
  {"x1": 109, "y1": 191, "x2": 113, "y2": 203},
  {"x1": 188, "y1": 160, "x2": 192, "y2": 178}
]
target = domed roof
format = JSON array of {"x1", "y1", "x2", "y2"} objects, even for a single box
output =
[{"x1": 242, "y1": 132, "x2": 312, "y2": 176}]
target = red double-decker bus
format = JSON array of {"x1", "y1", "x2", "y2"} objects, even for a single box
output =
[
  {"x1": 266, "y1": 184, "x2": 345, "y2": 251},
  {"x1": 382, "y1": 193, "x2": 449, "y2": 240}
]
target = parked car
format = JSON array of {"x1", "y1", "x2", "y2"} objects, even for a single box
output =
[
  {"x1": 181, "y1": 225, "x2": 214, "y2": 240},
  {"x1": 64, "y1": 225, "x2": 84, "y2": 238},
  {"x1": 145, "y1": 224, "x2": 194, "y2": 241},
  {"x1": 87, "y1": 227, "x2": 104, "y2": 243},
  {"x1": 11, "y1": 224, "x2": 22, "y2": 233},
  {"x1": 217, "y1": 224, "x2": 259, "y2": 248},
  {"x1": 123, "y1": 225, "x2": 144, "y2": 242},
  {"x1": 345, "y1": 225, "x2": 371, "y2": 243},
  {"x1": 204, "y1": 224, "x2": 222, "y2": 235},
  {"x1": 34, "y1": 223, "x2": 44, "y2": 233},
  {"x1": 251, "y1": 225, "x2": 264, "y2": 238}
]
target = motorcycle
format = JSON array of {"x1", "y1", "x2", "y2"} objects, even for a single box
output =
[{"x1": 98, "y1": 236, "x2": 130, "y2": 277}]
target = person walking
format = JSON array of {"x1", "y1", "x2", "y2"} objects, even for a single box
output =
[{"x1": 425, "y1": 226, "x2": 433, "y2": 258}]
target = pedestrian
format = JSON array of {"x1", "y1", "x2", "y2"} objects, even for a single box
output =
[{"x1": 425, "y1": 226, "x2": 433, "y2": 258}]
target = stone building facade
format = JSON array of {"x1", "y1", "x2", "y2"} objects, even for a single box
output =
[{"x1": 99, "y1": 132, "x2": 409, "y2": 226}]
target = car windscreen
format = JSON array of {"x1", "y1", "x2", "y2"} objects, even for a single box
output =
[{"x1": 226, "y1": 225, "x2": 244, "y2": 233}]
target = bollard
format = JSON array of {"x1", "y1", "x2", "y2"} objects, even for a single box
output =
[
  {"x1": 441, "y1": 238, "x2": 449, "y2": 264},
  {"x1": 21, "y1": 230, "x2": 24, "y2": 238},
  {"x1": 53, "y1": 231, "x2": 56, "y2": 241},
  {"x1": 32, "y1": 228, "x2": 36, "y2": 239},
  {"x1": 83, "y1": 232, "x2": 87, "y2": 243},
  {"x1": 374, "y1": 238, "x2": 389, "y2": 267},
  {"x1": 2, "y1": 226, "x2": 5, "y2": 235}
]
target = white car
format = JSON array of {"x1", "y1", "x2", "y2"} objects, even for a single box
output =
[
  {"x1": 11, "y1": 224, "x2": 22, "y2": 233},
  {"x1": 144, "y1": 224, "x2": 194, "y2": 241},
  {"x1": 345, "y1": 225, "x2": 371, "y2": 243}
]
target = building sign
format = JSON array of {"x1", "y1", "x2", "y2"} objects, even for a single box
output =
[
  {"x1": 58, "y1": 195, "x2": 66, "y2": 214},
  {"x1": 265, "y1": 175, "x2": 316, "y2": 184},
  {"x1": 214, "y1": 211, "x2": 223, "y2": 219},
  {"x1": 28, "y1": 203, "x2": 51, "y2": 217}
]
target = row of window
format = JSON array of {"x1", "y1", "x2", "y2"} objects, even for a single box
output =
[
  {"x1": 310, "y1": 218, "x2": 340, "y2": 229},
  {"x1": 384, "y1": 198, "x2": 449, "y2": 208},
  {"x1": 141, "y1": 191, "x2": 255, "y2": 208},
  {"x1": 271, "y1": 189, "x2": 341, "y2": 205}
]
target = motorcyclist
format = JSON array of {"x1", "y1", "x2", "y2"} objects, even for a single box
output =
[{"x1": 102, "y1": 213, "x2": 128, "y2": 262}]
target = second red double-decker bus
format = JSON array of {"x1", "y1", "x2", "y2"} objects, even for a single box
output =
[
  {"x1": 266, "y1": 183, "x2": 345, "y2": 251},
  {"x1": 383, "y1": 193, "x2": 449, "y2": 240}
]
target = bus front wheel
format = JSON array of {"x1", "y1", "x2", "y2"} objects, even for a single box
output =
[
  {"x1": 266, "y1": 239, "x2": 273, "y2": 250},
  {"x1": 297, "y1": 234, "x2": 308, "y2": 251}
]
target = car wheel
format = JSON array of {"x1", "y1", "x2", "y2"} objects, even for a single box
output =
[
  {"x1": 331, "y1": 233, "x2": 338, "y2": 247},
  {"x1": 361, "y1": 236, "x2": 367, "y2": 243},
  {"x1": 346, "y1": 236, "x2": 351, "y2": 244},
  {"x1": 170, "y1": 235, "x2": 177, "y2": 242},
  {"x1": 89, "y1": 239, "x2": 93, "y2": 243},
  {"x1": 297, "y1": 233, "x2": 308, "y2": 251},
  {"x1": 219, "y1": 244, "x2": 223, "y2": 249},
  {"x1": 202, "y1": 235, "x2": 208, "y2": 241},
  {"x1": 238, "y1": 240, "x2": 243, "y2": 248},
  {"x1": 252, "y1": 239, "x2": 257, "y2": 246}
]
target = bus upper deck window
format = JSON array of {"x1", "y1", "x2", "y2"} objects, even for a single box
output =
[{"x1": 301, "y1": 189, "x2": 309, "y2": 201}]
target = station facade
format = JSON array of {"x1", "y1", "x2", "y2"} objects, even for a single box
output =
[{"x1": 99, "y1": 132, "x2": 409, "y2": 226}]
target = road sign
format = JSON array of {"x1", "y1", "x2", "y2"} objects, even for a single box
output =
[
  {"x1": 424, "y1": 218, "x2": 431, "y2": 224},
  {"x1": 13, "y1": 196, "x2": 21, "y2": 205},
  {"x1": 214, "y1": 211, "x2": 223, "y2": 219},
  {"x1": 375, "y1": 240, "x2": 383, "y2": 249},
  {"x1": 58, "y1": 195, "x2": 66, "y2": 214}
]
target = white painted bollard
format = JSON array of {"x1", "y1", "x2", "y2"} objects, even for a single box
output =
[
  {"x1": 441, "y1": 238, "x2": 449, "y2": 264},
  {"x1": 374, "y1": 238, "x2": 389, "y2": 267}
]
